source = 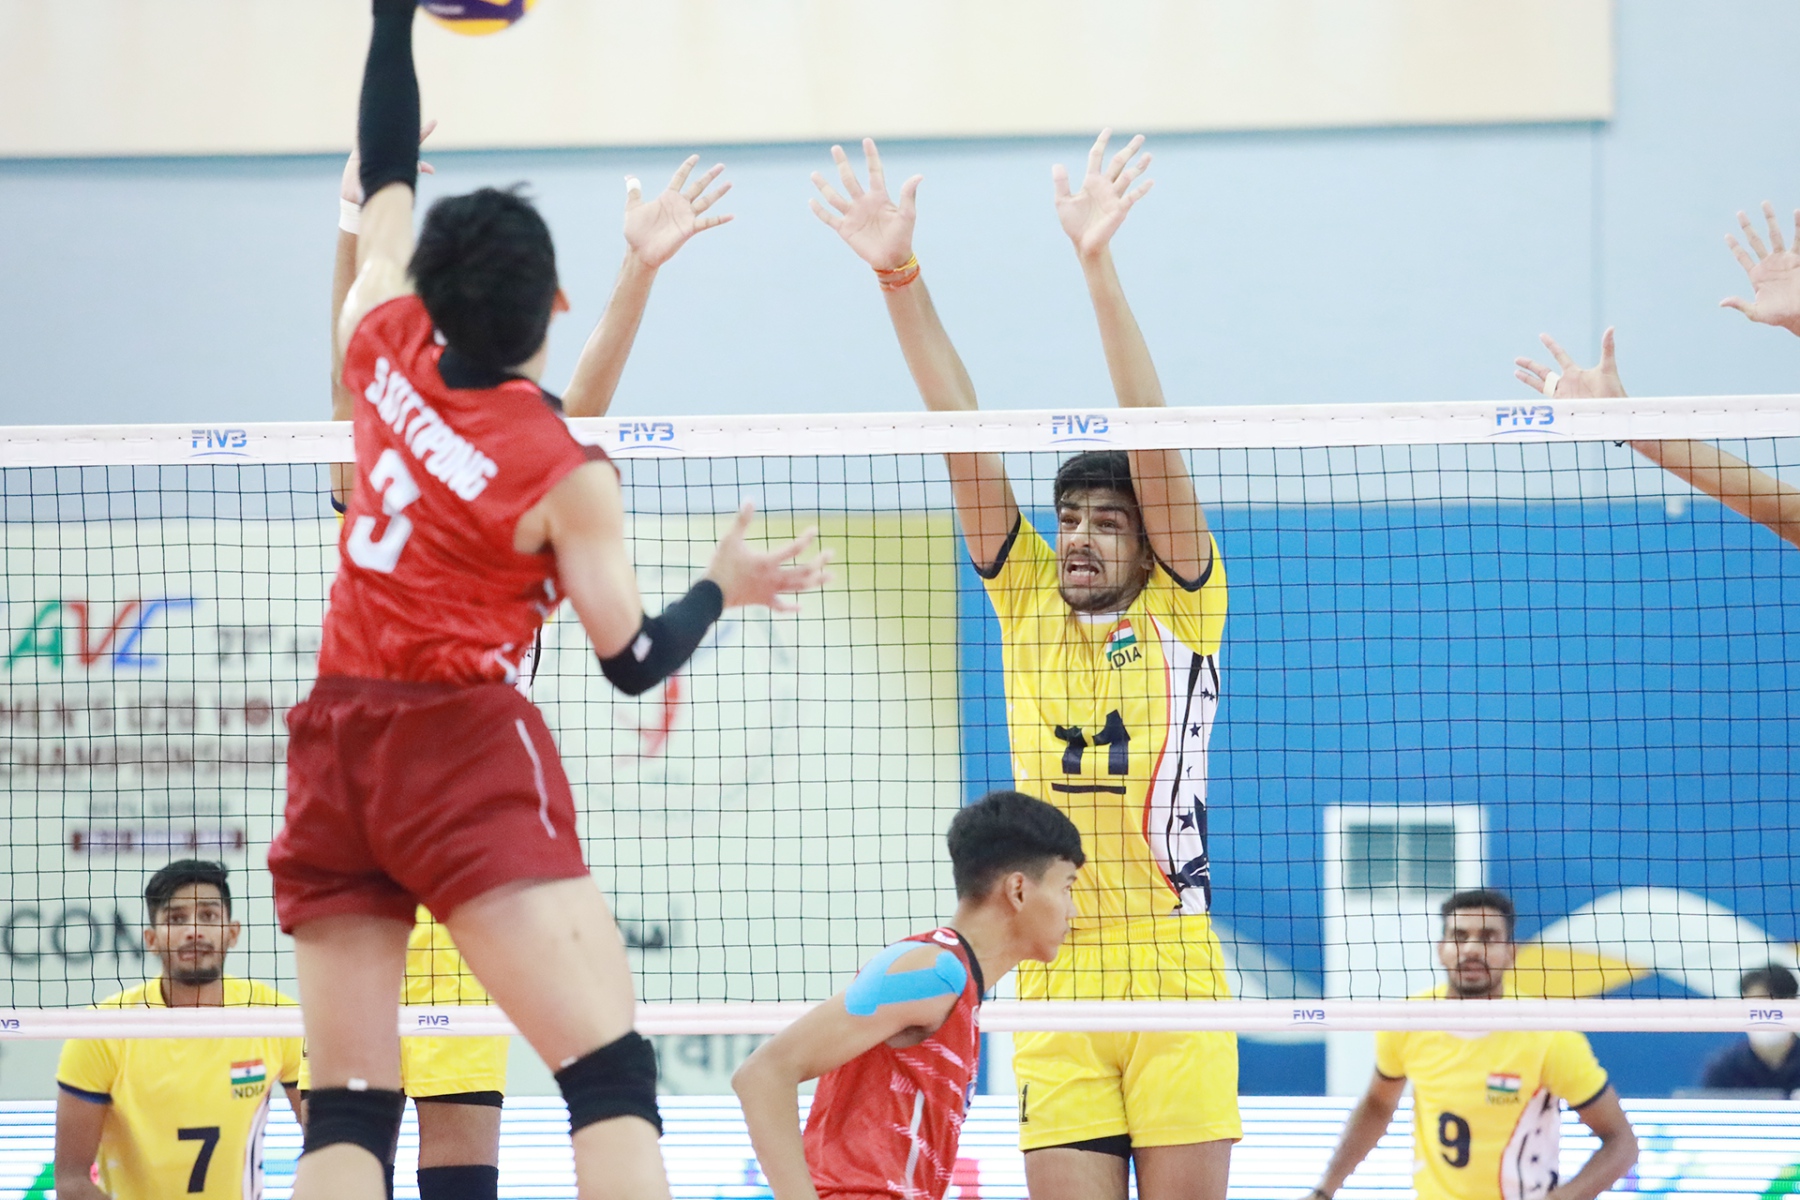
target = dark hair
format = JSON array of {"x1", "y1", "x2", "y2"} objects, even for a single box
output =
[
  {"x1": 1740, "y1": 964, "x2": 1799, "y2": 1000},
  {"x1": 947, "y1": 790, "x2": 1085, "y2": 900},
  {"x1": 410, "y1": 186, "x2": 558, "y2": 370},
  {"x1": 145, "y1": 860, "x2": 232, "y2": 920},
  {"x1": 1439, "y1": 888, "x2": 1515, "y2": 939},
  {"x1": 1053, "y1": 450, "x2": 1139, "y2": 513}
]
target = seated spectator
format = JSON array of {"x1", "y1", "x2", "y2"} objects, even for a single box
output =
[{"x1": 1700, "y1": 965, "x2": 1800, "y2": 1094}]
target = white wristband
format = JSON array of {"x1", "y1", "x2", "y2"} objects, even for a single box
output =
[
  {"x1": 1540, "y1": 371, "x2": 1560, "y2": 398},
  {"x1": 339, "y1": 198, "x2": 362, "y2": 236}
]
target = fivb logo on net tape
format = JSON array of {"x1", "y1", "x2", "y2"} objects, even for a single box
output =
[
  {"x1": 1491, "y1": 404, "x2": 1563, "y2": 436},
  {"x1": 1049, "y1": 413, "x2": 1113, "y2": 445}
]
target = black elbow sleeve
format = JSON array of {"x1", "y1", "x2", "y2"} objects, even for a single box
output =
[
  {"x1": 357, "y1": 0, "x2": 421, "y2": 201},
  {"x1": 598, "y1": 580, "x2": 724, "y2": 696}
]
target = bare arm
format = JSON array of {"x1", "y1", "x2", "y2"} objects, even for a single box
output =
[
  {"x1": 561, "y1": 254, "x2": 658, "y2": 419},
  {"x1": 335, "y1": 182, "x2": 414, "y2": 384},
  {"x1": 1548, "y1": 1087, "x2": 1637, "y2": 1200},
  {"x1": 810, "y1": 139, "x2": 1018, "y2": 570},
  {"x1": 285, "y1": 1082, "x2": 306, "y2": 1127},
  {"x1": 330, "y1": 130, "x2": 432, "y2": 421},
  {"x1": 1055, "y1": 131, "x2": 1209, "y2": 581},
  {"x1": 562, "y1": 157, "x2": 733, "y2": 418},
  {"x1": 514, "y1": 463, "x2": 831, "y2": 660},
  {"x1": 54, "y1": 1089, "x2": 112, "y2": 1200},
  {"x1": 733, "y1": 950, "x2": 957, "y2": 1200},
  {"x1": 1303, "y1": 1071, "x2": 1405, "y2": 1200},
  {"x1": 330, "y1": 152, "x2": 365, "y2": 507},
  {"x1": 1629, "y1": 439, "x2": 1800, "y2": 549}
]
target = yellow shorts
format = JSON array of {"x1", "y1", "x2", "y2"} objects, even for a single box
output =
[
  {"x1": 1013, "y1": 916, "x2": 1241, "y2": 1151},
  {"x1": 401, "y1": 911, "x2": 508, "y2": 1097},
  {"x1": 297, "y1": 911, "x2": 509, "y2": 1098}
]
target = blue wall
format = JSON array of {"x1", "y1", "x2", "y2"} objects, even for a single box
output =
[{"x1": 6, "y1": 2, "x2": 1800, "y2": 426}]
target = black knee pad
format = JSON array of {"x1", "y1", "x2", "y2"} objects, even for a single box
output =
[
  {"x1": 554, "y1": 1031, "x2": 662, "y2": 1135},
  {"x1": 417, "y1": 1164, "x2": 500, "y2": 1200},
  {"x1": 303, "y1": 1085, "x2": 407, "y2": 1167}
]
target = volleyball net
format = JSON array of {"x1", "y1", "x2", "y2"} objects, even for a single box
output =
[{"x1": 2, "y1": 397, "x2": 1797, "y2": 1039}]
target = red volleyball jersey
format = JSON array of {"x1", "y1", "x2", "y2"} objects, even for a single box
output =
[
  {"x1": 804, "y1": 928, "x2": 985, "y2": 1200},
  {"x1": 320, "y1": 295, "x2": 604, "y2": 684}
]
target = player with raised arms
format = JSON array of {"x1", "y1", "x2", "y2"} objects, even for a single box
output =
[
  {"x1": 323, "y1": 118, "x2": 734, "y2": 1200},
  {"x1": 269, "y1": 5, "x2": 829, "y2": 1199},
  {"x1": 811, "y1": 132, "x2": 1236, "y2": 1200},
  {"x1": 1304, "y1": 890, "x2": 1638, "y2": 1200},
  {"x1": 733, "y1": 790, "x2": 1084, "y2": 1200}
]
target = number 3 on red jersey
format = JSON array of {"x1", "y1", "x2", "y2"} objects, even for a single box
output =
[{"x1": 346, "y1": 448, "x2": 421, "y2": 573}]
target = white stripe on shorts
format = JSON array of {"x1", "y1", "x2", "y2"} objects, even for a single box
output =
[{"x1": 513, "y1": 718, "x2": 556, "y2": 839}]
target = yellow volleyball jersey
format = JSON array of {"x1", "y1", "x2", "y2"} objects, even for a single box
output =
[
  {"x1": 982, "y1": 518, "x2": 1227, "y2": 935},
  {"x1": 1375, "y1": 1006, "x2": 1609, "y2": 1200},
  {"x1": 404, "y1": 905, "x2": 491, "y2": 1004},
  {"x1": 56, "y1": 978, "x2": 304, "y2": 1200},
  {"x1": 297, "y1": 906, "x2": 498, "y2": 1092}
]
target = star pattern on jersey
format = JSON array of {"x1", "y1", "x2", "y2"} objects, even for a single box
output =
[{"x1": 1170, "y1": 855, "x2": 1211, "y2": 890}]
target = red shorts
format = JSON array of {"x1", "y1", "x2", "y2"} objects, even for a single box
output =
[{"x1": 270, "y1": 676, "x2": 588, "y2": 933}]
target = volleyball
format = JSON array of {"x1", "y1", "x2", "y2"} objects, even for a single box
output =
[{"x1": 421, "y1": 0, "x2": 535, "y2": 36}]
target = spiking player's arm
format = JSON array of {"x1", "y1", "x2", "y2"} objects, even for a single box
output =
[
  {"x1": 1547, "y1": 1087, "x2": 1637, "y2": 1200},
  {"x1": 1515, "y1": 329, "x2": 1800, "y2": 550},
  {"x1": 562, "y1": 156, "x2": 734, "y2": 418},
  {"x1": 1300, "y1": 1070, "x2": 1405, "y2": 1200},
  {"x1": 732, "y1": 945, "x2": 963, "y2": 1200},
  {"x1": 334, "y1": 0, "x2": 421, "y2": 385},
  {"x1": 513, "y1": 465, "x2": 830, "y2": 693},
  {"x1": 1055, "y1": 130, "x2": 1212, "y2": 583},
  {"x1": 330, "y1": 126, "x2": 433, "y2": 507},
  {"x1": 810, "y1": 138, "x2": 1020, "y2": 571},
  {"x1": 51, "y1": 1087, "x2": 109, "y2": 1200}
]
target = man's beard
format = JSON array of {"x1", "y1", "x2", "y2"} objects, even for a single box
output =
[
  {"x1": 1060, "y1": 571, "x2": 1145, "y2": 614},
  {"x1": 169, "y1": 960, "x2": 224, "y2": 987},
  {"x1": 1447, "y1": 966, "x2": 1502, "y2": 998}
]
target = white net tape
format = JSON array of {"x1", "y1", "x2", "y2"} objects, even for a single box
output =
[{"x1": 4, "y1": 398, "x2": 1797, "y2": 1038}]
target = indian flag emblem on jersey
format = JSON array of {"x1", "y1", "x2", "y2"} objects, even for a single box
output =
[
  {"x1": 230, "y1": 1059, "x2": 266, "y2": 1087},
  {"x1": 1104, "y1": 619, "x2": 1141, "y2": 668},
  {"x1": 1487, "y1": 1072, "x2": 1522, "y2": 1103}
]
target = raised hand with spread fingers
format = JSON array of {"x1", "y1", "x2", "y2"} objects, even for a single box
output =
[
  {"x1": 809, "y1": 138, "x2": 922, "y2": 272},
  {"x1": 1721, "y1": 201, "x2": 1800, "y2": 335},
  {"x1": 1053, "y1": 129, "x2": 1154, "y2": 261},
  {"x1": 806, "y1": 137, "x2": 1016, "y2": 568},
  {"x1": 1514, "y1": 327, "x2": 1626, "y2": 399},
  {"x1": 624, "y1": 155, "x2": 733, "y2": 271},
  {"x1": 562, "y1": 155, "x2": 734, "y2": 418}
]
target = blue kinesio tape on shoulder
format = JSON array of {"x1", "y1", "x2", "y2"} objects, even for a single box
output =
[{"x1": 844, "y1": 941, "x2": 968, "y2": 1016}]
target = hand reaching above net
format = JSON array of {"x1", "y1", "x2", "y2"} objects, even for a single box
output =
[
  {"x1": 1052, "y1": 129, "x2": 1153, "y2": 261},
  {"x1": 809, "y1": 138, "x2": 922, "y2": 272},
  {"x1": 1721, "y1": 201, "x2": 1800, "y2": 335},
  {"x1": 623, "y1": 155, "x2": 734, "y2": 270},
  {"x1": 1514, "y1": 327, "x2": 1626, "y2": 399}
]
